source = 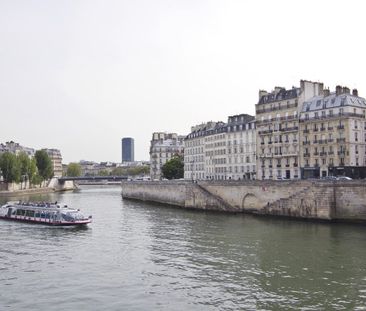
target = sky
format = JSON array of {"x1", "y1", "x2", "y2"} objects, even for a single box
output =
[{"x1": 1, "y1": 0, "x2": 366, "y2": 163}]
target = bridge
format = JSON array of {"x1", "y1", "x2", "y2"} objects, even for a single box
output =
[{"x1": 58, "y1": 176, "x2": 128, "y2": 182}]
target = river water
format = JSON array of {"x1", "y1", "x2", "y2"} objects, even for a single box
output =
[{"x1": 1, "y1": 186, "x2": 366, "y2": 310}]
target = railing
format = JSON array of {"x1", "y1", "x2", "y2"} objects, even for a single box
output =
[
  {"x1": 303, "y1": 141, "x2": 310, "y2": 145},
  {"x1": 303, "y1": 153, "x2": 310, "y2": 157},
  {"x1": 320, "y1": 152, "x2": 327, "y2": 156},
  {"x1": 337, "y1": 138, "x2": 346, "y2": 143},
  {"x1": 256, "y1": 103, "x2": 298, "y2": 114}
]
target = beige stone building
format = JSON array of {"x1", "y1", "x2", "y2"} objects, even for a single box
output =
[
  {"x1": 184, "y1": 114, "x2": 256, "y2": 180},
  {"x1": 256, "y1": 80, "x2": 324, "y2": 180},
  {"x1": 299, "y1": 86, "x2": 366, "y2": 178},
  {"x1": 150, "y1": 132, "x2": 184, "y2": 180},
  {"x1": 43, "y1": 149, "x2": 63, "y2": 177}
]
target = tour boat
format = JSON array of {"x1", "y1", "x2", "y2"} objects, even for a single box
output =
[{"x1": 0, "y1": 201, "x2": 92, "y2": 226}]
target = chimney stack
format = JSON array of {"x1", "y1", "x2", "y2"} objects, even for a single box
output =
[
  {"x1": 352, "y1": 89, "x2": 358, "y2": 97},
  {"x1": 324, "y1": 88, "x2": 330, "y2": 97},
  {"x1": 259, "y1": 90, "x2": 268, "y2": 100},
  {"x1": 343, "y1": 87, "x2": 350, "y2": 94},
  {"x1": 336, "y1": 85, "x2": 342, "y2": 96}
]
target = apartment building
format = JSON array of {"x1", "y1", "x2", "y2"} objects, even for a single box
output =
[
  {"x1": 299, "y1": 86, "x2": 366, "y2": 179},
  {"x1": 225, "y1": 114, "x2": 256, "y2": 180},
  {"x1": 43, "y1": 149, "x2": 63, "y2": 177},
  {"x1": 184, "y1": 114, "x2": 256, "y2": 180},
  {"x1": 256, "y1": 80, "x2": 324, "y2": 180},
  {"x1": 150, "y1": 132, "x2": 184, "y2": 180}
]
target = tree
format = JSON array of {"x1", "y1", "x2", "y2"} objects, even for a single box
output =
[
  {"x1": 34, "y1": 150, "x2": 53, "y2": 181},
  {"x1": 66, "y1": 163, "x2": 82, "y2": 177},
  {"x1": 0, "y1": 152, "x2": 21, "y2": 183},
  {"x1": 161, "y1": 155, "x2": 184, "y2": 180}
]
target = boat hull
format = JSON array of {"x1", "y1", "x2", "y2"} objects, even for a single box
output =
[{"x1": 0, "y1": 215, "x2": 91, "y2": 226}]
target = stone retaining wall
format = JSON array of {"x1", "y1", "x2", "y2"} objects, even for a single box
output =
[{"x1": 121, "y1": 180, "x2": 366, "y2": 222}]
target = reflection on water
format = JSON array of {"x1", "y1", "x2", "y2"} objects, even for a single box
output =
[{"x1": 1, "y1": 186, "x2": 366, "y2": 310}]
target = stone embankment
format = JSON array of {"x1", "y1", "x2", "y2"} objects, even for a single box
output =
[
  {"x1": 0, "y1": 178, "x2": 75, "y2": 197},
  {"x1": 121, "y1": 180, "x2": 366, "y2": 222}
]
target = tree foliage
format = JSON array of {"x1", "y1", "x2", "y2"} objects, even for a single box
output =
[
  {"x1": 35, "y1": 150, "x2": 53, "y2": 180},
  {"x1": 161, "y1": 155, "x2": 184, "y2": 180},
  {"x1": 0, "y1": 152, "x2": 20, "y2": 183},
  {"x1": 66, "y1": 162, "x2": 82, "y2": 177}
]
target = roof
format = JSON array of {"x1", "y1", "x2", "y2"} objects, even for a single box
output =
[
  {"x1": 301, "y1": 92, "x2": 366, "y2": 112},
  {"x1": 258, "y1": 88, "x2": 301, "y2": 105}
]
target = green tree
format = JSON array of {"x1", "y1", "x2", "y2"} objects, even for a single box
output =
[
  {"x1": 98, "y1": 169, "x2": 110, "y2": 176},
  {"x1": 161, "y1": 155, "x2": 184, "y2": 180},
  {"x1": 66, "y1": 162, "x2": 82, "y2": 177},
  {"x1": 34, "y1": 150, "x2": 53, "y2": 181},
  {"x1": 0, "y1": 152, "x2": 21, "y2": 183}
]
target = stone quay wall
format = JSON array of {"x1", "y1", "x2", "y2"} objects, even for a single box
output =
[{"x1": 121, "y1": 180, "x2": 366, "y2": 222}]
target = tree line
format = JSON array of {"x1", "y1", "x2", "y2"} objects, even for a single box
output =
[{"x1": 0, "y1": 150, "x2": 53, "y2": 185}]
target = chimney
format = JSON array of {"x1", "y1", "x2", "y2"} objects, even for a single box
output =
[
  {"x1": 324, "y1": 88, "x2": 330, "y2": 97},
  {"x1": 274, "y1": 87, "x2": 283, "y2": 95},
  {"x1": 352, "y1": 89, "x2": 358, "y2": 97},
  {"x1": 336, "y1": 85, "x2": 342, "y2": 96},
  {"x1": 259, "y1": 90, "x2": 268, "y2": 100},
  {"x1": 343, "y1": 87, "x2": 350, "y2": 94}
]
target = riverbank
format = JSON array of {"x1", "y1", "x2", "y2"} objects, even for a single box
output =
[
  {"x1": 121, "y1": 180, "x2": 366, "y2": 223},
  {"x1": 0, "y1": 178, "x2": 76, "y2": 197}
]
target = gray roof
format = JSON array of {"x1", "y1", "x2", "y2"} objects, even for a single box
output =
[
  {"x1": 301, "y1": 92, "x2": 366, "y2": 112},
  {"x1": 258, "y1": 88, "x2": 300, "y2": 105}
]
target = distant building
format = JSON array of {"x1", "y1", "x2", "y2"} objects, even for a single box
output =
[
  {"x1": 122, "y1": 137, "x2": 134, "y2": 163},
  {"x1": 0, "y1": 141, "x2": 35, "y2": 157},
  {"x1": 150, "y1": 132, "x2": 185, "y2": 180},
  {"x1": 43, "y1": 149, "x2": 63, "y2": 177}
]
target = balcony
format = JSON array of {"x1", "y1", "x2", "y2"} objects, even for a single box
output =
[
  {"x1": 328, "y1": 127, "x2": 334, "y2": 130},
  {"x1": 318, "y1": 139, "x2": 327, "y2": 144},
  {"x1": 338, "y1": 151, "x2": 346, "y2": 156},
  {"x1": 281, "y1": 126, "x2": 299, "y2": 132},
  {"x1": 285, "y1": 164, "x2": 290, "y2": 167},
  {"x1": 313, "y1": 128, "x2": 319, "y2": 132},
  {"x1": 313, "y1": 140, "x2": 318, "y2": 144},
  {"x1": 320, "y1": 127, "x2": 326, "y2": 131},
  {"x1": 320, "y1": 152, "x2": 327, "y2": 156},
  {"x1": 303, "y1": 153, "x2": 310, "y2": 157},
  {"x1": 258, "y1": 129, "x2": 273, "y2": 135},
  {"x1": 268, "y1": 141, "x2": 273, "y2": 144},
  {"x1": 314, "y1": 152, "x2": 319, "y2": 156},
  {"x1": 294, "y1": 163, "x2": 298, "y2": 167},
  {"x1": 303, "y1": 141, "x2": 310, "y2": 145},
  {"x1": 337, "y1": 138, "x2": 346, "y2": 143},
  {"x1": 303, "y1": 129, "x2": 310, "y2": 133},
  {"x1": 328, "y1": 139, "x2": 334, "y2": 143},
  {"x1": 328, "y1": 151, "x2": 334, "y2": 155},
  {"x1": 276, "y1": 164, "x2": 282, "y2": 168},
  {"x1": 337, "y1": 125, "x2": 345, "y2": 130}
]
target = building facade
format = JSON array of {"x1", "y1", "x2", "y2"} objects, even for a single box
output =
[
  {"x1": 0, "y1": 141, "x2": 35, "y2": 157},
  {"x1": 150, "y1": 132, "x2": 184, "y2": 180},
  {"x1": 43, "y1": 149, "x2": 63, "y2": 177},
  {"x1": 184, "y1": 114, "x2": 256, "y2": 181},
  {"x1": 299, "y1": 86, "x2": 366, "y2": 179},
  {"x1": 122, "y1": 137, "x2": 134, "y2": 163},
  {"x1": 255, "y1": 80, "x2": 324, "y2": 180}
]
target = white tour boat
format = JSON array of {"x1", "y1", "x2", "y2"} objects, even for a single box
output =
[{"x1": 0, "y1": 201, "x2": 92, "y2": 226}]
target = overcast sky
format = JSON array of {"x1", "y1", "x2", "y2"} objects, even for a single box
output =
[{"x1": 1, "y1": 0, "x2": 366, "y2": 163}]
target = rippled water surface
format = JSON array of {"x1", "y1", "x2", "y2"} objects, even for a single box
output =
[{"x1": 1, "y1": 186, "x2": 366, "y2": 310}]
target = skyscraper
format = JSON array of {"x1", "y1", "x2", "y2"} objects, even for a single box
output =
[{"x1": 121, "y1": 137, "x2": 134, "y2": 163}]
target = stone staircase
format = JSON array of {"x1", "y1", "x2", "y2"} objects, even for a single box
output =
[{"x1": 194, "y1": 182, "x2": 235, "y2": 211}]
